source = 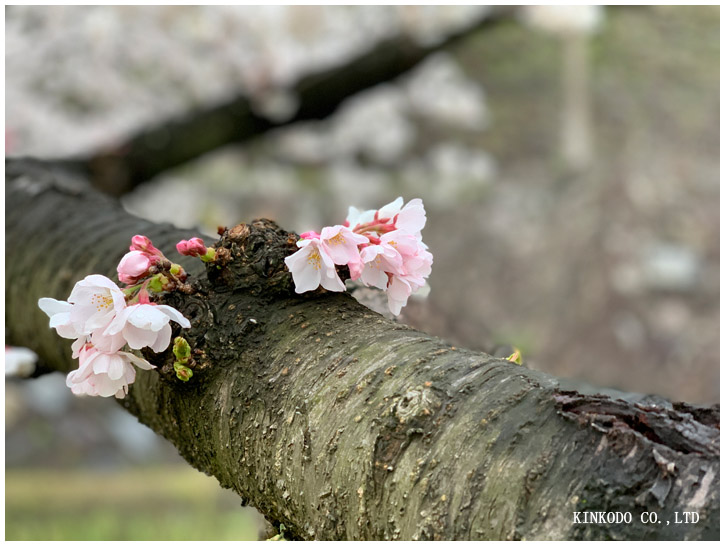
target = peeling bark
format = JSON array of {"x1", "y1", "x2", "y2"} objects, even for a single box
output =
[{"x1": 5, "y1": 159, "x2": 720, "y2": 540}]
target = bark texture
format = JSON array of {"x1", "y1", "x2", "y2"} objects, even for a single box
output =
[{"x1": 6, "y1": 159, "x2": 720, "y2": 540}]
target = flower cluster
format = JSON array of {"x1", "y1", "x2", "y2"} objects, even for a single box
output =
[
  {"x1": 284, "y1": 197, "x2": 433, "y2": 315},
  {"x1": 38, "y1": 236, "x2": 192, "y2": 398}
]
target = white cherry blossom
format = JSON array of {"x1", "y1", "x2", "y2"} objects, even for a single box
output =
[
  {"x1": 67, "y1": 345, "x2": 154, "y2": 399},
  {"x1": 104, "y1": 303, "x2": 191, "y2": 352},
  {"x1": 284, "y1": 237, "x2": 345, "y2": 294},
  {"x1": 67, "y1": 274, "x2": 127, "y2": 334}
]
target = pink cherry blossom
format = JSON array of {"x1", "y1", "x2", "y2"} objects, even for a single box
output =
[
  {"x1": 285, "y1": 197, "x2": 432, "y2": 315},
  {"x1": 379, "y1": 231, "x2": 420, "y2": 259},
  {"x1": 117, "y1": 250, "x2": 152, "y2": 285},
  {"x1": 319, "y1": 225, "x2": 368, "y2": 266},
  {"x1": 104, "y1": 303, "x2": 191, "y2": 352},
  {"x1": 66, "y1": 344, "x2": 154, "y2": 399},
  {"x1": 359, "y1": 244, "x2": 403, "y2": 289},
  {"x1": 67, "y1": 274, "x2": 127, "y2": 334},
  {"x1": 284, "y1": 238, "x2": 345, "y2": 294}
]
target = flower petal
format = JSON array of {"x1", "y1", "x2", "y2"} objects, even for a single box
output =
[
  {"x1": 149, "y1": 324, "x2": 172, "y2": 353},
  {"x1": 38, "y1": 298, "x2": 71, "y2": 318},
  {"x1": 123, "y1": 352, "x2": 155, "y2": 370},
  {"x1": 123, "y1": 323, "x2": 159, "y2": 350},
  {"x1": 319, "y1": 270, "x2": 346, "y2": 292},
  {"x1": 156, "y1": 305, "x2": 191, "y2": 329},
  {"x1": 127, "y1": 305, "x2": 169, "y2": 331},
  {"x1": 106, "y1": 354, "x2": 126, "y2": 381}
]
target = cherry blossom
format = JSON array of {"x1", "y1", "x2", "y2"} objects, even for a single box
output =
[
  {"x1": 39, "y1": 234, "x2": 197, "y2": 397},
  {"x1": 67, "y1": 274, "x2": 127, "y2": 334},
  {"x1": 286, "y1": 197, "x2": 432, "y2": 314},
  {"x1": 359, "y1": 244, "x2": 403, "y2": 289},
  {"x1": 66, "y1": 344, "x2": 154, "y2": 399},
  {"x1": 104, "y1": 303, "x2": 191, "y2": 352},
  {"x1": 284, "y1": 237, "x2": 345, "y2": 294},
  {"x1": 319, "y1": 225, "x2": 368, "y2": 266}
]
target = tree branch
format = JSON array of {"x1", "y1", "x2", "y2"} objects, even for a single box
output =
[
  {"x1": 6, "y1": 159, "x2": 719, "y2": 540},
  {"x1": 74, "y1": 8, "x2": 515, "y2": 196}
]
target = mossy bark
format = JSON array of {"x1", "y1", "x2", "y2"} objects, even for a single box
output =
[{"x1": 6, "y1": 159, "x2": 719, "y2": 540}]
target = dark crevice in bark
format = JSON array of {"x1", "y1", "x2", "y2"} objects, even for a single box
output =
[{"x1": 555, "y1": 392, "x2": 720, "y2": 457}]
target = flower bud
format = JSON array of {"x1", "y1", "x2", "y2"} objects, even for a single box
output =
[
  {"x1": 130, "y1": 235, "x2": 163, "y2": 256},
  {"x1": 176, "y1": 237, "x2": 208, "y2": 257},
  {"x1": 117, "y1": 251, "x2": 152, "y2": 285}
]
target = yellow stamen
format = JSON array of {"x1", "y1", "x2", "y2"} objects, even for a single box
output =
[
  {"x1": 90, "y1": 293, "x2": 113, "y2": 311},
  {"x1": 307, "y1": 249, "x2": 322, "y2": 270},
  {"x1": 328, "y1": 233, "x2": 346, "y2": 246}
]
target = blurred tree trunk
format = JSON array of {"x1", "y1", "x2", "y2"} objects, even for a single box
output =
[
  {"x1": 6, "y1": 159, "x2": 719, "y2": 540},
  {"x1": 76, "y1": 8, "x2": 515, "y2": 197}
]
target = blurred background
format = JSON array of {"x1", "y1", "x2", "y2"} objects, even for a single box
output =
[{"x1": 5, "y1": 5, "x2": 719, "y2": 540}]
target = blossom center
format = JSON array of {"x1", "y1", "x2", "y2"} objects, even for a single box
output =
[
  {"x1": 307, "y1": 249, "x2": 322, "y2": 270},
  {"x1": 367, "y1": 256, "x2": 382, "y2": 269},
  {"x1": 91, "y1": 293, "x2": 113, "y2": 311},
  {"x1": 328, "y1": 233, "x2": 346, "y2": 246}
]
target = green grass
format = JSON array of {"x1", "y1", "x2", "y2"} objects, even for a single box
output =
[{"x1": 5, "y1": 466, "x2": 261, "y2": 540}]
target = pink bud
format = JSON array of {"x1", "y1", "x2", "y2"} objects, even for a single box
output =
[
  {"x1": 176, "y1": 238, "x2": 208, "y2": 257},
  {"x1": 300, "y1": 231, "x2": 321, "y2": 240},
  {"x1": 130, "y1": 235, "x2": 163, "y2": 256},
  {"x1": 138, "y1": 289, "x2": 152, "y2": 305},
  {"x1": 117, "y1": 251, "x2": 152, "y2": 285}
]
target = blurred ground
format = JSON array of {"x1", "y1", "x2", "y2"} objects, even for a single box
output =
[
  {"x1": 5, "y1": 5, "x2": 719, "y2": 541},
  {"x1": 5, "y1": 466, "x2": 261, "y2": 540}
]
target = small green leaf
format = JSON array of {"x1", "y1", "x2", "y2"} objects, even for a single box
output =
[
  {"x1": 173, "y1": 337, "x2": 191, "y2": 363},
  {"x1": 147, "y1": 273, "x2": 167, "y2": 293},
  {"x1": 506, "y1": 348, "x2": 522, "y2": 365},
  {"x1": 174, "y1": 361, "x2": 193, "y2": 382}
]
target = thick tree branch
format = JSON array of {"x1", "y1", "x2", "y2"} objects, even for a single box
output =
[
  {"x1": 6, "y1": 159, "x2": 719, "y2": 540},
  {"x1": 73, "y1": 8, "x2": 515, "y2": 196}
]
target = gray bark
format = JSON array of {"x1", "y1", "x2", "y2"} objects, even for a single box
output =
[{"x1": 6, "y1": 159, "x2": 720, "y2": 540}]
